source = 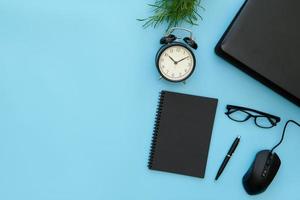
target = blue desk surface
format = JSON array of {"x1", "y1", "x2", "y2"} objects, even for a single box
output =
[{"x1": 0, "y1": 0, "x2": 299, "y2": 199}]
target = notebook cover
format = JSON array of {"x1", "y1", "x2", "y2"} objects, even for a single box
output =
[
  {"x1": 148, "y1": 91, "x2": 218, "y2": 178},
  {"x1": 215, "y1": 0, "x2": 300, "y2": 106}
]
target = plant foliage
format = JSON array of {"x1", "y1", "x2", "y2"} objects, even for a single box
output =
[{"x1": 138, "y1": 0, "x2": 204, "y2": 29}]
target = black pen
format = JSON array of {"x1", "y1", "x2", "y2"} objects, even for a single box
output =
[{"x1": 215, "y1": 136, "x2": 241, "y2": 181}]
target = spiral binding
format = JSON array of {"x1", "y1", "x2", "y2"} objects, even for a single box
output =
[{"x1": 148, "y1": 91, "x2": 166, "y2": 169}]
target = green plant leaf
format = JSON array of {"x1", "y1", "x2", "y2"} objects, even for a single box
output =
[{"x1": 139, "y1": 0, "x2": 204, "y2": 29}]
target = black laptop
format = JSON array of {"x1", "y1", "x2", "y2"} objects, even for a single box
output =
[{"x1": 216, "y1": 0, "x2": 300, "y2": 106}]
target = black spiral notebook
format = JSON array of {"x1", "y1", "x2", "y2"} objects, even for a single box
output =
[{"x1": 148, "y1": 91, "x2": 218, "y2": 178}]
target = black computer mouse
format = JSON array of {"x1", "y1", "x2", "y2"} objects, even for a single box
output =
[{"x1": 242, "y1": 150, "x2": 281, "y2": 195}]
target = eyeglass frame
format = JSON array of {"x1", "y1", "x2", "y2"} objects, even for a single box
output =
[{"x1": 225, "y1": 105, "x2": 281, "y2": 128}]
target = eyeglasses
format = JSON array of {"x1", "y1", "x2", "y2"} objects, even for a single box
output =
[{"x1": 225, "y1": 105, "x2": 281, "y2": 128}]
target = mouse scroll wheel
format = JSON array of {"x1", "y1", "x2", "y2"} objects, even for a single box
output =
[{"x1": 266, "y1": 156, "x2": 273, "y2": 166}]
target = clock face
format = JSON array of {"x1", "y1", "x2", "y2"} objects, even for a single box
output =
[{"x1": 157, "y1": 44, "x2": 195, "y2": 82}]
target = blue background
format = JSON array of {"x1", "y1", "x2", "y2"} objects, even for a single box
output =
[{"x1": 0, "y1": 0, "x2": 299, "y2": 199}]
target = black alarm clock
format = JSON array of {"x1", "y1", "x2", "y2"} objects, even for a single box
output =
[{"x1": 155, "y1": 27, "x2": 198, "y2": 83}]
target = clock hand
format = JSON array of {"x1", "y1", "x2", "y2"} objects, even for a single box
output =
[
  {"x1": 166, "y1": 54, "x2": 177, "y2": 64},
  {"x1": 176, "y1": 56, "x2": 189, "y2": 63}
]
